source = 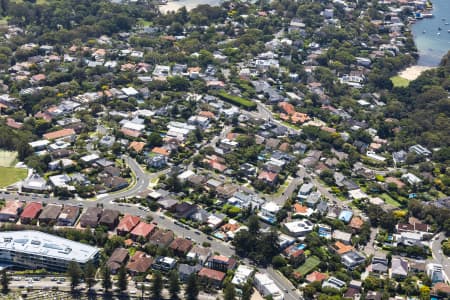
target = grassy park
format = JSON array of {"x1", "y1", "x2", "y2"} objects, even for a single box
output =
[
  {"x1": 0, "y1": 151, "x2": 27, "y2": 188},
  {"x1": 390, "y1": 76, "x2": 410, "y2": 87}
]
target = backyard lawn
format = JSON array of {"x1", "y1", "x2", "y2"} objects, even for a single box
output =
[
  {"x1": 380, "y1": 193, "x2": 402, "y2": 207},
  {"x1": 295, "y1": 256, "x2": 321, "y2": 276},
  {"x1": 0, "y1": 167, "x2": 27, "y2": 188}
]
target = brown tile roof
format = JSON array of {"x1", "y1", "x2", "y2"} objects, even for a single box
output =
[
  {"x1": 126, "y1": 251, "x2": 153, "y2": 274},
  {"x1": 169, "y1": 238, "x2": 193, "y2": 254},
  {"x1": 0, "y1": 200, "x2": 24, "y2": 216},
  {"x1": 198, "y1": 268, "x2": 226, "y2": 282}
]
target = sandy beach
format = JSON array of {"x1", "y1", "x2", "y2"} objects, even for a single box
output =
[{"x1": 398, "y1": 65, "x2": 435, "y2": 81}]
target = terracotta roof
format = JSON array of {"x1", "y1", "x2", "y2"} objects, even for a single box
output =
[
  {"x1": 333, "y1": 241, "x2": 354, "y2": 255},
  {"x1": 20, "y1": 202, "x2": 42, "y2": 219},
  {"x1": 130, "y1": 222, "x2": 156, "y2": 239},
  {"x1": 258, "y1": 171, "x2": 278, "y2": 182},
  {"x1": 198, "y1": 268, "x2": 226, "y2": 282},
  {"x1": 293, "y1": 203, "x2": 308, "y2": 214},
  {"x1": 129, "y1": 141, "x2": 146, "y2": 153},
  {"x1": 433, "y1": 282, "x2": 450, "y2": 295},
  {"x1": 152, "y1": 147, "x2": 169, "y2": 156},
  {"x1": 278, "y1": 102, "x2": 295, "y2": 115},
  {"x1": 305, "y1": 271, "x2": 328, "y2": 283},
  {"x1": 43, "y1": 128, "x2": 75, "y2": 140},
  {"x1": 350, "y1": 216, "x2": 364, "y2": 230},
  {"x1": 199, "y1": 111, "x2": 215, "y2": 119},
  {"x1": 117, "y1": 215, "x2": 140, "y2": 233},
  {"x1": 120, "y1": 128, "x2": 141, "y2": 138},
  {"x1": 6, "y1": 118, "x2": 23, "y2": 129},
  {"x1": 0, "y1": 201, "x2": 24, "y2": 216}
]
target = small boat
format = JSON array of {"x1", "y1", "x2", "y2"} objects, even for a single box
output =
[
  {"x1": 438, "y1": 27, "x2": 442, "y2": 31},
  {"x1": 423, "y1": 30, "x2": 426, "y2": 33},
  {"x1": 446, "y1": 23, "x2": 449, "y2": 25},
  {"x1": 448, "y1": 30, "x2": 450, "y2": 33},
  {"x1": 437, "y1": 32, "x2": 441, "y2": 35}
]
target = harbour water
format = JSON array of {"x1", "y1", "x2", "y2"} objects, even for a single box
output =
[{"x1": 411, "y1": 0, "x2": 450, "y2": 66}]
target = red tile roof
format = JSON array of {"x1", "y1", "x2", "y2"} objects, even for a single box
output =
[
  {"x1": 198, "y1": 268, "x2": 226, "y2": 282},
  {"x1": 20, "y1": 202, "x2": 43, "y2": 220},
  {"x1": 120, "y1": 128, "x2": 141, "y2": 138},
  {"x1": 131, "y1": 222, "x2": 156, "y2": 239},
  {"x1": 117, "y1": 215, "x2": 140, "y2": 233}
]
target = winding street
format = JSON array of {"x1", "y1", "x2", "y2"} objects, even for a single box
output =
[{"x1": 430, "y1": 232, "x2": 450, "y2": 283}]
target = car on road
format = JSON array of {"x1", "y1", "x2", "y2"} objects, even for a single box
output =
[
  {"x1": 159, "y1": 215, "x2": 165, "y2": 219},
  {"x1": 194, "y1": 231, "x2": 200, "y2": 235},
  {"x1": 184, "y1": 225, "x2": 190, "y2": 230},
  {"x1": 207, "y1": 236, "x2": 213, "y2": 240},
  {"x1": 186, "y1": 236, "x2": 192, "y2": 240}
]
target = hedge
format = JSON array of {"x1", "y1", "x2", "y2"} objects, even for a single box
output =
[{"x1": 216, "y1": 91, "x2": 256, "y2": 110}]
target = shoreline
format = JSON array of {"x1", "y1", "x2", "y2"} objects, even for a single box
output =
[{"x1": 398, "y1": 65, "x2": 435, "y2": 81}]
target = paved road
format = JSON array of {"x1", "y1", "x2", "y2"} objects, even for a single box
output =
[{"x1": 430, "y1": 232, "x2": 450, "y2": 282}]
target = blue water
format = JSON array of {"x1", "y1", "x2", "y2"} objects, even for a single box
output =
[{"x1": 412, "y1": 0, "x2": 450, "y2": 66}]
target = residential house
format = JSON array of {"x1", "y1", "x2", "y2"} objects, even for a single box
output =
[
  {"x1": 169, "y1": 238, "x2": 193, "y2": 257},
  {"x1": 258, "y1": 202, "x2": 280, "y2": 224},
  {"x1": 38, "y1": 204, "x2": 62, "y2": 225},
  {"x1": 107, "y1": 248, "x2": 129, "y2": 274},
  {"x1": 57, "y1": 205, "x2": 80, "y2": 226},
  {"x1": 427, "y1": 263, "x2": 444, "y2": 284},
  {"x1": 322, "y1": 276, "x2": 346, "y2": 290},
  {"x1": 370, "y1": 256, "x2": 389, "y2": 275},
  {"x1": 130, "y1": 222, "x2": 156, "y2": 242},
  {"x1": 178, "y1": 264, "x2": 202, "y2": 282},
  {"x1": 79, "y1": 207, "x2": 103, "y2": 228},
  {"x1": 19, "y1": 202, "x2": 42, "y2": 224},
  {"x1": 126, "y1": 251, "x2": 153, "y2": 275},
  {"x1": 206, "y1": 255, "x2": 237, "y2": 272},
  {"x1": 149, "y1": 229, "x2": 174, "y2": 248},
  {"x1": 306, "y1": 271, "x2": 328, "y2": 283},
  {"x1": 231, "y1": 265, "x2": 254, "y2": 286},
  {"x1": 333, "y1": 230, "x2": 352, "y2": 245},
  {"x1": 297, "y1": 183, "x2": 314, "y2": 201},
  {"x1": 0, "y1": 201, "x2": 24, "y2": 222},
  {"x1": 198, "y1": 268, "x2": 226, "y2": 288},
  {"x1": 341, "y1": 251, "x2": 366, "y2": 270},
  {"x1": 254, "y1": 273, "x2": 284, "y2": 300},
  {"x1": 187, "y1": 245, "x2": 212, "y2": 266},
  {"x1": 391, "y1": 257, "x2": 408, "y2": 279},
  {"x1": 116, "y1": 215, "x2": 141, "y2": 236},
  {"x1": 99, "y1": 209, "x2": 120, "y2": 230},
  {"x1": 284, "y1": 220, "x2": 314, "y2": 237},
  {"x1": 174, "y1": 202, "x2": 197, "y2": 219},
  {"x1": 152, "y1": 256, "x2": 177, "y2": 272}
]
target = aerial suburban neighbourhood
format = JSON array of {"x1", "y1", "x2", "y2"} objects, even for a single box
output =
[{"x1": 0, "y1": 0, "x2": 448, "y2": 299}]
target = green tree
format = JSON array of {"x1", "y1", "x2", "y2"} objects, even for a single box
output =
[
  {"x1": 117, "y1": 265, "x2": 128, "y2": 292},
  {"x1": 151, "y1": 271, "x2": 163, "y2": 299},
  {"x1": 67, "y1": 260, "x2": 82, "y2": 292},
  {"x1": 102, "y1": 266, "x2": 112, "y2": 293},
  {"x1": 169, "y1": 270, "x2": 180, "y2": 299},
  {"x1": 1, "y1": 270, "x2": 9, "y2": 294},
  {"x1": 241, "y1": 279, "x2": 253, "y2": 300},
  {"x1": 83, "y1": 261, "x2": 96, "y2": 290},
  {"x1": 224, "y1": 283, "x2": 236, "y2": 300},
  {"x1": 185, "y1": 274, "x2": 199, "y2": 300}
]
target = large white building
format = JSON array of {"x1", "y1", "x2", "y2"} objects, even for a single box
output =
[
  {"x1": 254, "y1": 273, "x2": 284, "y2": 300},
  {"x1": 0, "y1": 231, "x2": 99, "y2": 271}
]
